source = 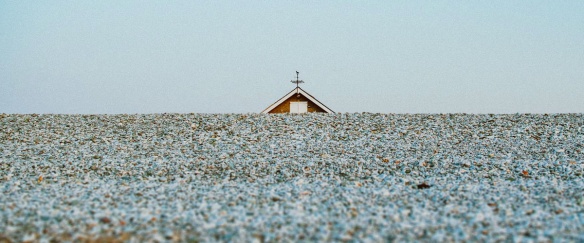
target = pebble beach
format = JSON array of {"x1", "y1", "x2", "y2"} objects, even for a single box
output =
[{"x1": 1, "y1": 113, "x2": 583, "y2": 242}]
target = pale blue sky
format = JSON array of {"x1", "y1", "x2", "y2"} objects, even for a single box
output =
[{"x1": 1, "y1": 1, "x2": 583, "y2": 114}]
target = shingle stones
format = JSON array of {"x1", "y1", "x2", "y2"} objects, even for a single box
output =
[{"x1": 0, "y1": 113, "x2": 583, "y2": 242}]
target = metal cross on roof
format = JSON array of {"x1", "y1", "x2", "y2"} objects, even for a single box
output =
[{"x1": 290, "y1": 71, "x2": 304, "y2": 88}]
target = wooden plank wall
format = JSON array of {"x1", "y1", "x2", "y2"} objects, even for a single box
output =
[{"x1": 268, "y1": 94, "x2": 327, "y2": 113}]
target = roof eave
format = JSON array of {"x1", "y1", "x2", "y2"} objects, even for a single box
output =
[
  {"x1": 262, "y1": 87, "x2": 334, "y2": 114},
  {"x1": 261, "y1": 88, "x2": 298, "y2": 114}
]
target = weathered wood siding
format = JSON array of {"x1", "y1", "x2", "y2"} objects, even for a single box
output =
[{"x1": 268, "y1": 94, "x2": 327, "y2": 113}]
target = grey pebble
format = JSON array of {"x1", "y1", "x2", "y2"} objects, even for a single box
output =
[{"x1": 0, "y1": 113, "x2": 583, "y2": 242}]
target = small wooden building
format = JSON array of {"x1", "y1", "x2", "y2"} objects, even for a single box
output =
[{"x1": 262, "y1": 73, "x2": 334, "y2": 114}]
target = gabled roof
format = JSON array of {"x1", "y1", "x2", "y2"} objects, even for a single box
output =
[{"x1": 262, "y1": 87, "x2": 334, "y2": 114}]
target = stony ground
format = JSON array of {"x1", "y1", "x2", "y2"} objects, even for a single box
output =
[{"x1": 1, "y1": 113, "x2": 583, "y2": 242}]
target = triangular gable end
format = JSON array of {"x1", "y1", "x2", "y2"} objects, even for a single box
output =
[{"x1": 262, "y1": 87, "x2": 334, "y2": 114}]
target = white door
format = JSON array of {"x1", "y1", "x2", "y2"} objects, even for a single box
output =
[{"x1": 290, "y1": 102, "x2": 308, "y2": 113}]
